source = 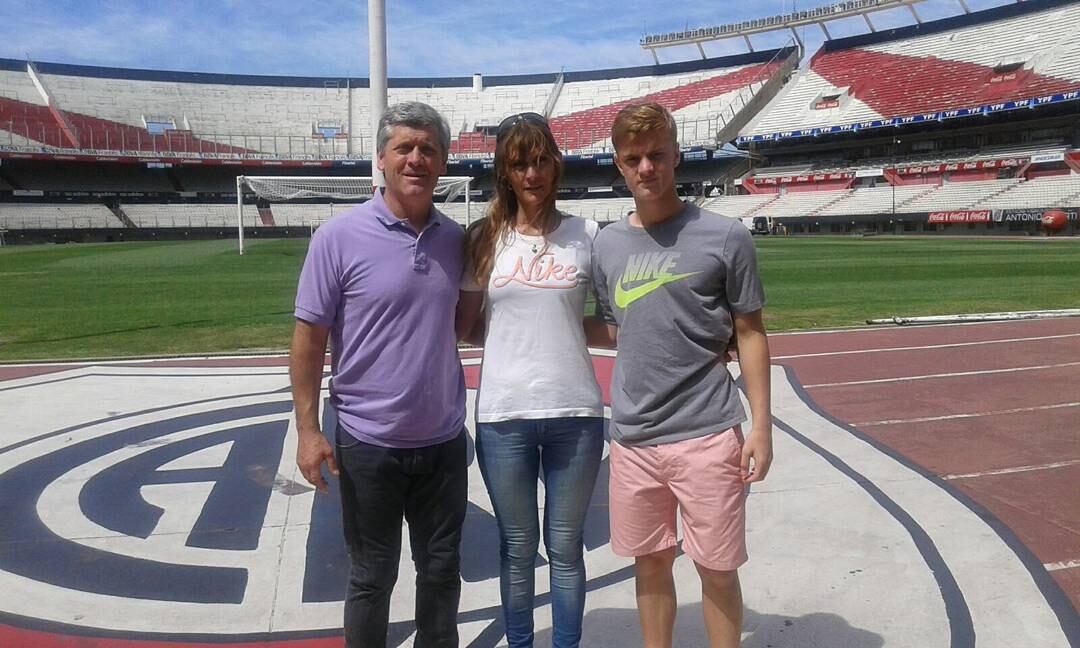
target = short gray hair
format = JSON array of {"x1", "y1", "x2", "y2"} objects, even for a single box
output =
[{"x1": 376, "y1": 102, "x2": 451, "y2": 161}]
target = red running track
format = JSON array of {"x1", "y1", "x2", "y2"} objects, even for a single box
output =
[{"x1": 771, "y1": 317, "x2": 1080, "y2": 612}]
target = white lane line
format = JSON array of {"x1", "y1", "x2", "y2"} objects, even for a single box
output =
[
  {"x1": 773, "y1": 318, "x2": 1080, "y2": 336},
  {"x1": 942, "y1": 459, "x2": 1080, "y2": 481},
  {"x1": 856, "y1": 401, "x2": 1080, "y2": 427},
  {"x1": 773, "y1": 333, "x2": 1080, "y2": 360},
  {"x1": 804, "y1": 361, "x2": 1080, "y2": 389},
  {"x1": 0, "y1": 353, "x2": 291, "y2": 368},
  {"x1": 1045, "y1": 560, "x2": 1080, "y2": 572}
]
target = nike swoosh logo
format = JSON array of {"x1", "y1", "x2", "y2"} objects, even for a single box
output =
[{"x1": 614, "y1": 271, "x2": 700, "y2": 309}]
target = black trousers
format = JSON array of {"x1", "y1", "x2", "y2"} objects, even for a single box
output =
[{"x1": 336, "y1": 427, "x2": 468, "y2": 648}]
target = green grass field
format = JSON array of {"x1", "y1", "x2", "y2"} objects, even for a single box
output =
[{"x1": 1, "y1": 236, "x2": 1077, "y2": 361}]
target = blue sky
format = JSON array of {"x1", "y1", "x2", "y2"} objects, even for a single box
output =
[{"x1": 0, "y1": 0, "x2": 1013, "y2": 78}]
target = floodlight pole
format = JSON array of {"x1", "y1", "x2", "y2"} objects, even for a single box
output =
[
  {"x1": 236, "y1": 175, "x2": 245, "y2": 255},
  {"x1": 369, "y1": 0, "x2": 387, "y2": 186},
  {"x1": 465, "y1": 178, "x2": 472, "y2": 226},
  {"x1": 891, "y1": 138, "x2": 901, "y2": 221}
]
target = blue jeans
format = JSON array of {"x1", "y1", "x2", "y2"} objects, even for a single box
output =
[{"x1": 475, "y1": 416, "x2": 605, "y2": 648}]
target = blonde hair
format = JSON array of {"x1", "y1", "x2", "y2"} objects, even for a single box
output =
[
  {"x1": 611, "y1": 101, "x2": 678, "y2": 151},
  {"x1": 467, "y1": 119, "x2": 563, "y2": 285}
]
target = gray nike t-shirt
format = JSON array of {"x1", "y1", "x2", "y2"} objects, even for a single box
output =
[{"x1": 592, "y1": 202, "x2": 766, "y2": 446}]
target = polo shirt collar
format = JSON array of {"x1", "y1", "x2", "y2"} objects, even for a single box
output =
[{"x1": 370, "y1": 188, "x2": 441, "y2": 231}]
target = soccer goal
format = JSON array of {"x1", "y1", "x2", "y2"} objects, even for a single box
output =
[{"x1": 234, "y1": 175, "x2": 473, "y2": 254}]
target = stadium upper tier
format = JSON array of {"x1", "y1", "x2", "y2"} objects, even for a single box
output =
[
  {"x1": 6, "y1": 172, "x2": 1080, "y2": 231},
  {"x1": 0, "y1": 48, "x2": 792, "y2": 160},
  {"x1": 699, "y1": 173, "x2": 1080, "y2": 219},
  {"x1": 0, "y1": 198, "x2": 636, "y2": 230},
  {"x1": 740, "y1": 0, "x2": 1080, "y2": 143}
]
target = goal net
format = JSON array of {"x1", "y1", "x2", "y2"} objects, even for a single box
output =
[{"x1": 234, "y1": 175, "x2": 473, "y2": 254}]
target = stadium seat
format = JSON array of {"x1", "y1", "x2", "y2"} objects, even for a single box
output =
[
  {"x1": 0, "y1": 203, "x2": 118, "y2": 229},
  {"x1": 743, "y1": 2, "x2": 1080, "y2": 140},
  {"x1": 975, "y1": 174, "x2": 1080, "y2": 209}
]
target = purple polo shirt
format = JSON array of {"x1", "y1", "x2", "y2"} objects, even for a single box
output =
[{"x1": 294, "y1": 188, "x2": 466, "y2": 448}]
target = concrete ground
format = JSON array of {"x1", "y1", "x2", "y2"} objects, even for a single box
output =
[{"x1": 0, "y1": 318, "x2": 1076, "y2": 647}]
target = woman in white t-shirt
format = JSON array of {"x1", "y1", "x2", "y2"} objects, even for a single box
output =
[{"x1": 456, "y1": 113, "x2": 605, "y2": 648}]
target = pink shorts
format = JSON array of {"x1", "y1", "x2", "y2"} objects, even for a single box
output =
[{"x1": 608, "y1": 427, "x2": 748, "y2": 571}]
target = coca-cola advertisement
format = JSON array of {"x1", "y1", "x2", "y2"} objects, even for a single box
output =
[{"x1": 927, "y1": 210, "x2": 992, "y2": 224}]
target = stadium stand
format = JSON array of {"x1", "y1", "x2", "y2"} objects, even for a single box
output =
[
  {"x1": 0, "y1": 96, "x2": 62, "y2": 149},
  {"x1": 749, "y1": 163, "x2": 815, "y2": 178},
  {"x1": 1, "y1": 48, "x2": 793, "y2": 159},
  {"x1": 899, "y1": 178, "x2": 1023, "y2": 212},
  {"x1": 817, "y1": 185, "x2": 938, "y2": 216},
  {"x1": 701, "y1": 193, "x2": 777, "y2": 218},
  {"x1": 0, "y1": 70, "x2": 251, "y2": 154},
  {"x1": 122, "y1": 204, "x2": 249, "y2": 228},
  {"x1": 753, "y1": 190, "x2": 851, "y2": 220},
  {"x1": 543, "y1": 60, "x2": 786, "y2": 151},
  {"x1": 2, "y1": 2, "x2": 1078, "y2": 240},
  {"x1": 556, "y1": 198, "x2": 636, "y2": 222},
  {"x1": 699, "y1": 174, "x2": 1080, "y2": 219},
  {"x1": 0, "y1": 65, "x2": 52, "y2": 148},
  {"x1": 434, "y1": 199, "x2": 634, "y2": 226},
  {"x1": 114, "y1": 198, "x2": 641, "y2": 230},
  {"x1": 264, "y1": 203, "x2": 352, "y2": 228},
  {"x1": 0, "y1": 203, "x2": 118, "y2": 229},
  {"x1": 741, "y1": 0, "x2": 1080, "y2": 141},
  {"x1": 975, "y1": 173, "x2": 1080, "y2": 209},
  {"x1": 745, "y1": 144, "x2": 1056, "y2": 180}
]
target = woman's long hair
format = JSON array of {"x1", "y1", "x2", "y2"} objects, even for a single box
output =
[{"x1": 467, "y1": 119, "x2": 563, "y2": 285}]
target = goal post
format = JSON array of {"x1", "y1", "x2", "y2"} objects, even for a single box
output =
[{"x1": 234, "y1": 175, "x2": 473, "y2": 255}]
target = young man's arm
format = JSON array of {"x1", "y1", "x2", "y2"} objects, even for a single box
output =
[
  {"x1": 290, "y1": 319, "x2": 338, "y2": 493},
  {"x1": 733, "y1": 309, "x2": 772, "y2": 483}
]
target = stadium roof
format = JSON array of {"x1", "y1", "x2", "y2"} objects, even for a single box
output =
[{"x1": 640, "y1": 0, "x2": 930, "y2": 57}]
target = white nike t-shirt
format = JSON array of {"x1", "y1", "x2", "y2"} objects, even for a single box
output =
[{"x1": 463, "y1": 214, "x2": 604, "y2": 423}]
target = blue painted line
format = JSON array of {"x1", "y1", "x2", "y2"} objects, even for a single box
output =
[
  {"x1": 778, "y1": 364, "x2": 1080, "y2": 646},
  {"x1": 771, "y1": 415, "x2": 975, "y2": 647}
]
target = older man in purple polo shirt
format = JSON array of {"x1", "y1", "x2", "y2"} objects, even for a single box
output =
[{"x1": 290, "y1": 101, "x2": 467, "y2": 648}]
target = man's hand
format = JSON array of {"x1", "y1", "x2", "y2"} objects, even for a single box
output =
[
  {"x1": 297, "y1": 430, "x2": 338, "y2": 494},
  {"x1": 732, "y1": 309, "x2": 771, "y2": 483},
  {"x1": 740, "y1": 426, "x2": 773, "y2": 483},
  {"x1": 290, "y1": 319, "x2": 334, "y2": 493}
]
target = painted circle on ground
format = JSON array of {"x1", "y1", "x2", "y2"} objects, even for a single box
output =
[{"x1": 0, "y1": 355, "x2": 623, "y2": 646}]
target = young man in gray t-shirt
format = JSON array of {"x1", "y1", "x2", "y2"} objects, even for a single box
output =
[{"x1": 591, "y1": 102, "x2": 773, "y2": 648}]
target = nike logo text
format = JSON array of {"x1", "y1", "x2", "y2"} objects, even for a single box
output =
[{"x1": 613, "y1": 251, "x2": 698, "y2": 309}]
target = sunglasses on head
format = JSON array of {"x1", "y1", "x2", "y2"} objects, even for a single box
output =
[{"x1": 496, "y1": 112, "x2": 548, "y2": 138}]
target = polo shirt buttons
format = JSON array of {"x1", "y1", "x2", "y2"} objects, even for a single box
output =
[{"x1": 413, "y1": 251, "x2": 429, "y2": 272}]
